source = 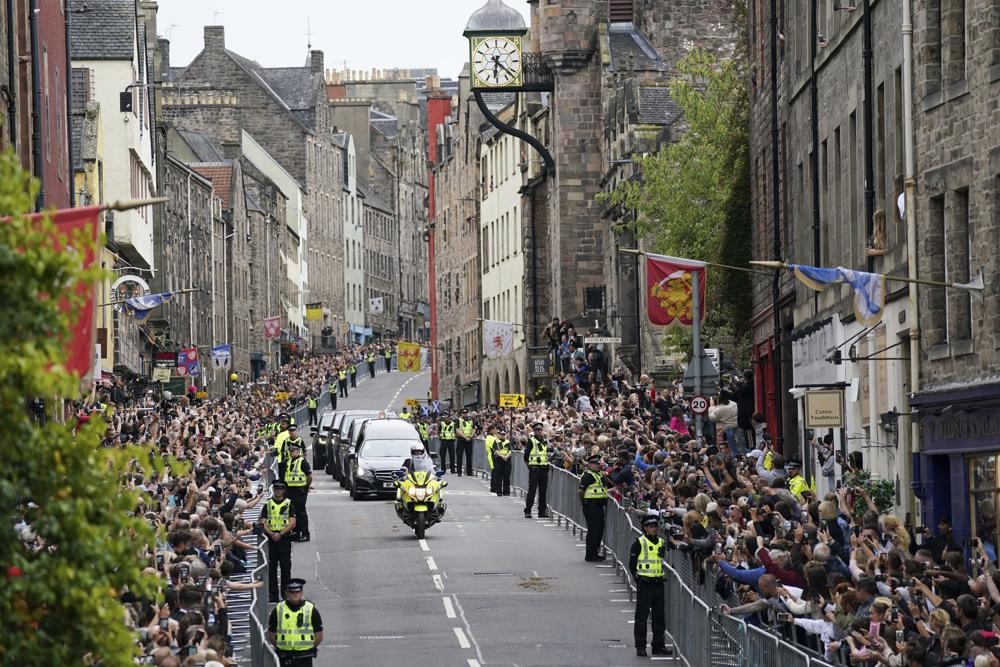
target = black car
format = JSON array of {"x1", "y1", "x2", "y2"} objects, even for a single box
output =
[
  {"x1": 326, "y1": 412, "x2": 349, "y2": 478},
  {"x1": 348, "y1": 419, "x2": 424, "y2": 500},
  {"x1": 334, "y1": 410, "x2": 393, "y2": 487},
  {"x1": 311, "y1": 412, "x2": 336, "y2": 470}
]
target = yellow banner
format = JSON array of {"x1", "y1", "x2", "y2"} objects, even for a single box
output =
[
  {"x1": 306, "y1": 303, "x2": 323, "y2": 321},
  {"x1": 274, "y1": 391, "x2": 289, "y2": 402},
  {"x1": 499, "y1": 393, "x2": 526, "y2": 408},
  {"x1": 404, "y1": 398, "x2": 420, "y2": 408},
  {"x1": 397, "y1": 342, "x2": 421, "y2": 372}
]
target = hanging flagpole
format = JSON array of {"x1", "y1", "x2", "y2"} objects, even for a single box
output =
[
  {"x1": 106, "y1": 196, "x2": 168, "y2": 212},
  {"x1": 617, "y1": 247, "x2": 770, "y2": 276},
  {"x1": 750, "y1": 260, "x2": 985, "y2": 292},
  {"x1": 95, "y1": 286, "x2": 199, "y2": 308}
]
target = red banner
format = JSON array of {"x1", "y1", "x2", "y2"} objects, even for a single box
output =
[
  {"x1": 645, "y1": 254, "x2": 707, "y2": 327},
  {"x1": 34, "y1": 206, "x2": 102, "y2": 378}
]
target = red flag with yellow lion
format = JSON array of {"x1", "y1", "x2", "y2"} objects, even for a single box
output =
[{"x1": 645, "y1": 254, "x2": 707, "y2": 327}]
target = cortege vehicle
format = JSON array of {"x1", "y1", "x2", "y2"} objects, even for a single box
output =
[
  {"x1": 347, "y1": 418, "x2": 419, "y2": 500},
  {"x1": 394, "y1": 466, "x2": 447, "y2": 539}
]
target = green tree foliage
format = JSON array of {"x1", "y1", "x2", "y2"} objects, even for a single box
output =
[
  {"x1": 601, "y1": 19, "x2": 752, "y2": 365},
  {"x1": 0, "y1": 149, "x2": 165, "y2": 666}
]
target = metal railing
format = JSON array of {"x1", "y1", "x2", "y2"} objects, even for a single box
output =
[{"x1": 469, "y1": 442, "x2": 837, "y2": 667}]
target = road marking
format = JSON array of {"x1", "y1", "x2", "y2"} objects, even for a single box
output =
[
  {"x1": 419, "y1": 539, "x2": 430, "y2": 552},
  {"x1": 599, "y1": 573, "x2": 616, "y2": 576},
  {"x1": 443, "y1": 596, "x2": 456, "y2": 618},
  {"x1": 595, "y1": 564, "x2": 614, "y2": 568},
  {"x1": 627, "y1": 620, "x2": 635, "y2": 624},
  {"x1": 621, "y1": 609, "x2": 633, "y2": 613},
  {"x1": 468, "y1": 661, "x2": 481, "y2": 667},
  {"x1": 609, "y1": 589, "x2": 627, "y2": 593},
  {"x1": 451, "y1": 595, "x2": 486, "y2": 664},
  {"x1": 432, "y1": 574, "x2": 444, "y2": 591},
  {"x1": 314, "y1": 551, "x2": 321, "y2": 563},
  {"x1": 532, "y1": 570, "x2": 539, "y2": 577},
  {"x1": 611, "y1": 599, "x2": 631, "y2": 602},
  {"x1": 453, "y1": 627, "x2": 471, "y2": 649},
  {"x1": 426, "y1": 556, "x2": 438, "y2": 571}
]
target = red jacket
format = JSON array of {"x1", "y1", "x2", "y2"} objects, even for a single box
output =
[{"x1": 756, "y1": 547, "x2": 807, "y2": 588}]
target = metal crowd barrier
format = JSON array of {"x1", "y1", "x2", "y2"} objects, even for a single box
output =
[
  {"x1": 469, "y1": 441, "x2": 836, "y2": 667},
  {"x1": 245, "y1": 454, "x2": 280, "y2": 667}
]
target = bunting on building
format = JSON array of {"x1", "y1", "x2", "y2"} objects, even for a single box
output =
[{"x1": 790, "y1": 264, "x2": 885, "y2": 325}]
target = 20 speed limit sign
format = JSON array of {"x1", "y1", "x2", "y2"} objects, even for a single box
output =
[{"x1": 689, "y1": 395, "x2": 710, "y2": 415}]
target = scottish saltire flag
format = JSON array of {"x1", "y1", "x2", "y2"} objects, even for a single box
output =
[
  {"x1": 122, "y1": 292, "x2": 173, "y2": 321},
  {"x1": 791, "y1": 264, "x2": 885, "y2": 325}
]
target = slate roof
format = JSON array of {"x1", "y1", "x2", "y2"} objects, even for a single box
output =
[
  {"x1": 637, "y1": 86, "x2": 682, "y2": 126},
  {"x1": 370, "y1": 109, "x2": 399, "y2": 139},
  {"x1": 69, "y1": 0, "x2": 135, "y2": 60},
  {"x1": 481, "y1": 92, "x2": 515, "y2": 113},
  {"x1": 166, "y1": 67, "x2": 186, "y2": 82},
  {"x1": 225, "y1": 51, "x2": 317, "y2": 132},
  {"x1": 357, "y1": 179, "x2": 392, "y2": 214},
  {"x1": 174, "y1": 129, "x2": 226, "y2": 162},
  {"x1": 608, "y1": 22, "x2": 664, "y2": 72},
  {"x1": 190, "y1": 162, "x2": 234, "y2": 209}
]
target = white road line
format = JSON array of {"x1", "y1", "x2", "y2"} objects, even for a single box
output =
[
  {"x1": 599, "y1": 573, "x2": 616, "y2": 576},
  {"x1": 442, "y1": 596, "x2": 456, "y2": 618},
  {"x1": 432, "y1": 574, "x2": 444, "y2": 591},
  {"x1": 451, "y1": 595, "x2": 486, "y2": 664},
  {"x1": 595, "y1": 564, "x2": 614, "y2": 568},
  {"x1": 609, "y1": 589, "x2": 627, "y2": 592},
  {"x1": 532, "y1": 570, "x2": 539, "y2": 577},
  {"x1": 610, "y1": 599, "x2": 631, "y2": 602},
  {"x1": 468, "y1": 661, "x2": 482, "y2": 667},
  {"x1": 622, "y1": 609, "x2": 633, "y2": 613},
  {"x1": 315, "y1": 551, "x2": 321, "y2": 563},
  {"x1": 453, "y1": 627, "x2": 471, "y2": 649},
  {"x1": 426, "y1": 556, "x2": 438, "y2": 571},
  {"x1": 418, "y1": 539, "x2": 430, "y2": 552},
  {"x1": 627, "y1": 620, "x2": 635, "y2": 624}
]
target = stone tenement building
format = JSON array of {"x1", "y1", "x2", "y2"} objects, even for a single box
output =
[
  {"x1": 429, "y1": 69, "x2": 485, "y2": 407},
  {"x1": 358, "y1": 181, "x2": 398, "y2": 339},
  {"x1": 750, "y1": 1, "x2": 916, "y2": 487},
  {"x1": 162, "y1": 26, "x2": 344, "y2": 338},
  {"x1": 909, "y1": 0, "x2": 1000, "y2": 543}
]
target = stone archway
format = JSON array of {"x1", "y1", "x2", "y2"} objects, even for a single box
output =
[{"x1": 512, "y1": 359, "x2": 523, "y2": 394}]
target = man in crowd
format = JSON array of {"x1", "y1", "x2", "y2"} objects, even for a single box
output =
[
  {"x1": 284, "y1": 441, "x2": 313, "y2": 542},
  {"x1": 579, "y1": 454, "x2": 609, "y2": 562},
  {"x1": 456, "y1": 409, "x2": 476, "y2": 477},
  {"x1": 260, "y1": 481, "x2": 297, "y2": 603},
  {"x1": 523, "y1": 422, "x2": 550, "y2": 519},
  {"x1": 438, "y1": 413, "x2": 457, "y2": 474}
]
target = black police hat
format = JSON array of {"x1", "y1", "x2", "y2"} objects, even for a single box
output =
[
  {"x1": 532, "y1": 422, "x2": 544, "y2": 429},
  {"x1": 288, "y1": 441, "x2": 301, "y2": 450},
  {"x1": 586, "y1": 454, "x2": 603, "y2": 464},
  {"x1": 283, "y1": 578, "x2": 307, "y2": 592},
  {"x1": 288, "y1": 424, "x2": 298, "y2": 431},
  {"x1": 272, "y1": 481, "x2": 287, "y2": 489},
  {"x1": 642, "y1": 514, "x2": 660, "y2": 527}
]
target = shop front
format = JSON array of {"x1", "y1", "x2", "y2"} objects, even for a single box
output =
[{"x1": 911, "y1": 382, "x2": 1000, "y2": 549}]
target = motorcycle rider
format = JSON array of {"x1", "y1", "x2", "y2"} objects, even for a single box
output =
[{"x1": 402, "y1": 442, "x2": 436, "y2": 474}]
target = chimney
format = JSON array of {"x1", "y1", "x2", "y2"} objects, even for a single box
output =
[
  {"x1": 204, "y1": 26, "x2": 225, "y2": 52},
  {"x1": 222, "y1": 140, "x2": 242, "y2": 160},
  {"x1": 310, "y1": 50, "x2": 324, "y2": 75},
  {"x1": 157, "y1": 38, "x2": 170, "y2": 79}
]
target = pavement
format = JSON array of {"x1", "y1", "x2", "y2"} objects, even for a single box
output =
[{"x1": 289, "y1": 368, "x2": 662, "y2": 666}]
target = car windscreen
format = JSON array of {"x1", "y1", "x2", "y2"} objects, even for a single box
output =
[{"x1": 359, "y1": 440, "x2": 416, "y2": 458}]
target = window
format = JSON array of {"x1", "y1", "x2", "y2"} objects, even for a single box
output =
[
  {"x1": 849, "y1": 111, "x2": 859, "y2": 267},
  {"x1": 482, "y1": 224, "x2": 490, "y2": 272},
  {"x1": 924, "y1": 0, "x2": 943, "y2": 94},
  {"x1": 948, "y1": 188, "x2": 972, "y2": 342},
  {"x1": 942, "y1": 0, "x2": 966, "y2": 85},
  {"x1": 927, "y1": 195, "x2": 947, "y2": 346},
  {"x1": 969, "y1": 456, "x2": 1000, "y2": 559}
]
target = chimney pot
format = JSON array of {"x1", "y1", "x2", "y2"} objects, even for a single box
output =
[{"x1": 310, "y1": 50, "x2": 324, "y2": 75}]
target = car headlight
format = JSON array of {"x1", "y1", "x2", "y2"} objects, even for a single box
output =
[{"x1": 357, "y1": 463, "x2": 374, "y2": 477}]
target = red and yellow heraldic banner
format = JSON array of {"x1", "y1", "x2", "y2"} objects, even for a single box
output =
[{"x1": 645, "y1": 253, "x2": 707, "y2": 328}]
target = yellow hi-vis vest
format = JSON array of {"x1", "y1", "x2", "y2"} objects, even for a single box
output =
[
  {"x1": 494, "y1": 438, "x2": 511, "y2": 456},
  {"x1": 459, "y1": 418, "x2": 474, "y2": 438},
  {"x1": 285, "y1": 458, "x2": 308, "y2": 487},
  {"x1": 484, "y1": 435, "x2": 496, "y2": 467},
  {"x1": 637, "y1": 535, "x2": 664, "y2": 578},
  {"x1": 338, "y1": 370, "x2": 346, "y2": 381},
  {"x1": 307, "y1": 398, "x2": 317, "y2": 409},
  {"x1": 367, "y1": 353, "x2": 375, "y2": 363},
  {"x1": 583, "y1": 471, "x2": 608, "y2": 500},
  {"x1": 274, "y1": 430, "x2": 291, "y2": 463},
  {"x1": 400, "y1": 409, "x2": 412, "y2": 421},
  {"x1": 440, "y1": 421, "x2": 456, "y2": 440},
  {"x1": 788, "y1": 474, "x2": 810, "y2": 499},
  {"x1": 417, "y1": 423, "x2": 429, "y2": 439},
  {"x1": 264, "y1": 498, "x2": 292, "y2": 532},
  {"x1": 275, "y1": 600, "x2": 315, "y2": 652},
  {"x1": 528, "y1": 437, "x2": 549, "y2": 466}
]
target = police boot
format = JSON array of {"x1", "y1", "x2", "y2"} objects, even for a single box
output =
[{"x1": 636, "y1": 647, "x2": 647, "y2": 657}]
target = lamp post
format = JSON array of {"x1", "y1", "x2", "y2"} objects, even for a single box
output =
[{"x1": 229, "y1": 372, "x2": 239, "y2": 396}]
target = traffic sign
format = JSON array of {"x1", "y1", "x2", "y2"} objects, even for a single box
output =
[
  {"x1": 499, "y1": 393, "x2": 526, "y2": 408},
  {"x1": 404, "y1": 398, "x2": 420, "y2": 409},
  {"x1": 584, "y1": 336, "x2": 622, "y2": 344},
  {"x1": 689, "y1": 395, "x2": 710, "y2": 415},
  {"x1": 681, "y1": 353, "x2": 720, "y2": 397}
]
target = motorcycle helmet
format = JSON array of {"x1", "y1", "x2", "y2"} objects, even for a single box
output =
[{"x1": 410, "y1": 443, "x2": 426, "y2": 458}]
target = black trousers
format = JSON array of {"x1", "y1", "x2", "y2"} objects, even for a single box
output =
[
  {"x1": 384, "y1": 357, "x2": 391, "y2": 372},
  {"x1": 350, "y1": 372, "x2": 356, "y2": 388},
  {"x1": 278, "y1": 654, "x2": 313, "y2": 667},
  {"x1": 439, "y1": 439, "x2": 456, "y2": 472},
  {"x1": 634, "y1": 578, "x2": 666, "y2": 650},
  {"x1": 525, "y1": 465, "x2": 548, "y2": 514},
  {"x1": 456, "y1": 438, "x2": 473, "y2": 476},
  {"x1": 339, "y1": 380, "x2": 348, "y2": 398},
  {"x1": 307, "y1": 407, "x2": 317, "y2": 425},
  {"x1": 267, "y1": 537, "x2": 293, "y2": 600},
  {"x1": 368, "y1": 361, "x2": 376, "y2": 378},
  {"x1": 493, "y1": 457, "x2": 511, "y2": 495},
  {"x1": 328, "y1": 391, "x2": 337, "y2": 410},
  {"x1": 582, "y1": 500, "x2": 606, "y2": 559},
  {"x1": 287, "y1": 489, "x2": 308, "y2": 537}
]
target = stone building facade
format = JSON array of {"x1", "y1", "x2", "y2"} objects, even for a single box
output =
[
  {"x1": 163, "y1": 26, "x2": 343, "y2": 341},
  {"x1": 429, "y1": 71, "x2": 484, "y2": 407},
  {"x1": 909, "y1": 0, "x2": 1000, "y2": 544},
  {"x1": 359, "y1": 181, "x2": 397, "y2": 338}
]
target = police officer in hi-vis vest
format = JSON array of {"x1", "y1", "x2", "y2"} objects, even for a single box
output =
[
  {"x1": 523, "y1": 422, "x2": 550, "y2": 518},
  {"x1": 490, "y1": 426, "x2": 513, "y2": 496},
  {"x1": 267, "y1": 578, "x2": 323, "y2": 666},
  {"x1": 438, "y1": 414, "x2": 457, "y2": 474},
  {"x1": 578, "y1": 454, "x2": 610, "y2": 562},
  {"x1": 455, "y1": 409, "x2": 476, "y2": 477},
  {"x1": 629, "y1": 514, "x2": 668, "y2": 657},
  {"x1": 259, "y1": 481, "x2": 297, "y2": 602},
  {"x1": 284, "y1": 441, "x2": 313, "y2": 542},
  {"x1": 306, "y1": 395, "x2": 318, "y2": 426},
  {"x1": 338, "y1": 367, "x2": 349, "y2": 398},
  {"x1": 366, "y1": 351, "x2": 377, "y2": 378}
]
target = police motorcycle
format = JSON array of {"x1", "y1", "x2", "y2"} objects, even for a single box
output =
[{"x1": 393, "y1": 443, "x2": 447, "y2": 539}]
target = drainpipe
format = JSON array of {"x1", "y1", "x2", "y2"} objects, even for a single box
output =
[
  {"x1": 770, "y1": 0, "x2": 784, "y2": 449},
  {"x1": 210, "y1": 198, "x2": 217, "y2": 391},
  {"x1": 810, "y1": 0, "x2": 820, "y2": 279},
  {"x1": 64, "y1": 0, "x2": 74, "y2": 205},
  {"x1": 5, "y1": 0, "x2": 15, "y2": 147},
  {"x1": 862, "y1": 0, "x2": 875, "y2": 272},
  {"x1": 186, "y1": 171, "x2": 194, "y2": 350},
  {"x1": 901, "y1": 0, "x2": 920, "y2": 516},
  {"x1": 29, "y1": 0, "x2": 43, "y2": 209}
]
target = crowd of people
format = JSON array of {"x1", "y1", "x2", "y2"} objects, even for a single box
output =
[{"x1": 22, "y1": 341, "x2": 395, "y2": 666}]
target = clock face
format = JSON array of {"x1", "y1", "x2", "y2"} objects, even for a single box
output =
[{"x1": 471, "y1": 36, "x2": 522, "y2": 88}]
